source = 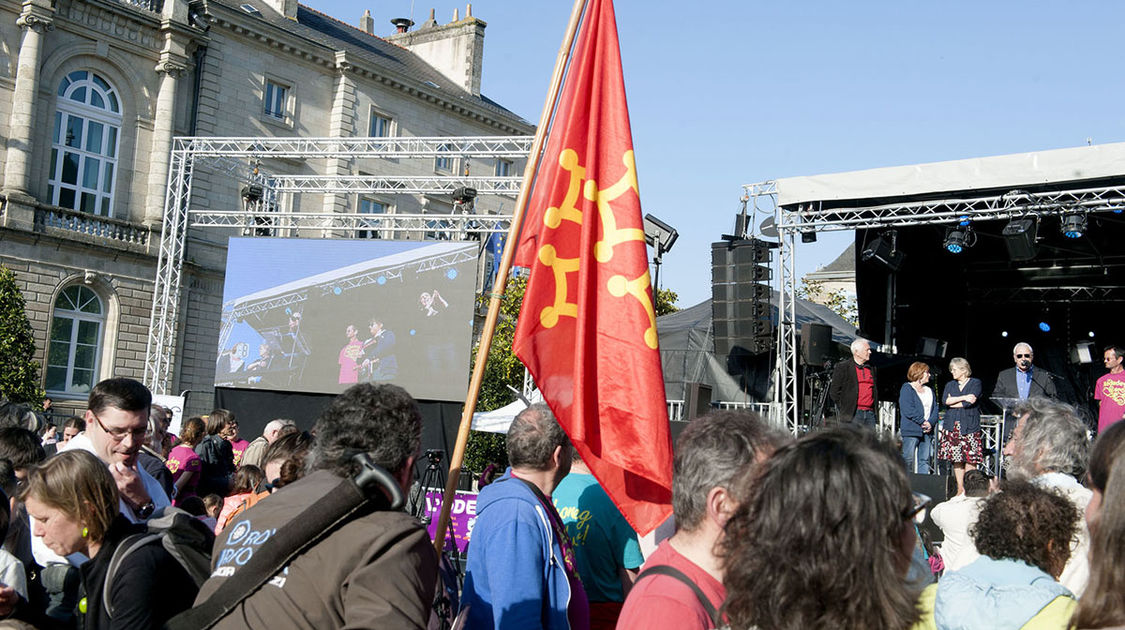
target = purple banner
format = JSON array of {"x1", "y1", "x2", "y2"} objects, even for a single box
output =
[{"x1": 424, "y1": 489, "x2": 478, "y2": 553}]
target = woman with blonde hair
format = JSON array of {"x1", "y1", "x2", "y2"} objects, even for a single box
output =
[
  {"x1": 938, "y1": 357, "x2": 983, "y2": 495},
  {"x1": 21, "y1": 451, "x2": 199, "y2": 629}
]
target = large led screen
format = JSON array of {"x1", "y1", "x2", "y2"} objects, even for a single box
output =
[{"x1": 216, "y1": 238, "x2": 477, "y2": 401}]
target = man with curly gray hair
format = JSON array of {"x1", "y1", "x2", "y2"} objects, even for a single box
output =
[{"x1": 1003, "y1": 396, "x2": 1091, "y2": 595}]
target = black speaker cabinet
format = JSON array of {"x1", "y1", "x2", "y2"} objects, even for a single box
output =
[
  {"x1": 685, "y1": 382, "x2": 712, "y2": 420},
  {"x1": 800, "y1": 322, "x2": 833, "y2": 365}
]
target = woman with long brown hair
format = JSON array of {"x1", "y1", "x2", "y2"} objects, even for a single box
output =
[{"x1": 1071, "y1": 420, "x2": 1125, "y2": 629}]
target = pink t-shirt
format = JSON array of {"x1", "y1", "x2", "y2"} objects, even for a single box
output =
[
  {"x1": 616, "y1": 541, "x2": 725, "y2": 630},
  {"x1": 1095, "y1": 371, "x2": 1125, "y2": 432},
  {"x1": 165, "y1": 444, "x2": 201, "y2": 505},
  {"x1": 230, "y1": 439, "x2": 250, "y2": 467}
]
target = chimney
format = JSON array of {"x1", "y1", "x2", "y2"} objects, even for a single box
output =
[
  {"x1": 390, "y1": 17, "x2": 414, "y2": 33},
  {"x1": 360, "y1": 9, "x2": 374, "y2": 34},
  {"x1": 259, "y1": 0, "x2": 297, "y2": 20},
  {"x1": 386, "y1": 5, "x2": 487, "y2": 95}
]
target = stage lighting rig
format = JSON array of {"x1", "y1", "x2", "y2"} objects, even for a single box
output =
[
  {"x1": 943, "y1": 225, "x2": 976, "y2": 254},
  {"x1": 1060, "y1": 212, "x2": 1087, "y2": 239},
  {"x1": 644, "y1": 213, "x2": 678, "y2": 292}
]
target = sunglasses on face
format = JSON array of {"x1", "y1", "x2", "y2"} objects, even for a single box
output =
[
  {"x1": 903, "y1": 492, "x2": 931, "y2": 525},
  {"x1": 1015, "y1": 354, "x2": 1032, "y2": 359}
]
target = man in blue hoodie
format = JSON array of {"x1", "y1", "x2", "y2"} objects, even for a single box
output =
[{"x1": 461, "y1": 403, "x2": 589, "y2": 630}]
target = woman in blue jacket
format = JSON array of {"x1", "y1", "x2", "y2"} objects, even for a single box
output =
[
  {"x1": 939, "y1": 357, "x2": 983, "y2": 496},
  {"x1": 899, "y1": 361, "x2": 937, "y2": 473}
]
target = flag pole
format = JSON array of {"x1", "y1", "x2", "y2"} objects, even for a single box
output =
[{"x1": 432, "y1": 0, "x2": 589, "y2": 557}]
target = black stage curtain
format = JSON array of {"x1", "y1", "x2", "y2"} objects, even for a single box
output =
[{"x1": 213, "y1": 387, "x2": 464, "y2": 481}]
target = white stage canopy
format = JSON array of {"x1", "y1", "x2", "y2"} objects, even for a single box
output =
[{"x1": 774, "y1": 142, "x2": 1125, "y2": 207}]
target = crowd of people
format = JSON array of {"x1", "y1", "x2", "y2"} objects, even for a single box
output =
[{"x1": 0, "y1": 354, "x2": 1120, "y2": 628}]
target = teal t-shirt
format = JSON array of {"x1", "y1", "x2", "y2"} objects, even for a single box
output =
[{"x1": 552, "y1": 472, "x2": 644, "y2": 602}]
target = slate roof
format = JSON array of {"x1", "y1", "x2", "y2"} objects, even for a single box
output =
[
  {"x1": 213, "y1": 0, "x2": 532, "y2": 129},
  {"x1": 817, "y1": 242, "x2": 855, "y2": 273}
]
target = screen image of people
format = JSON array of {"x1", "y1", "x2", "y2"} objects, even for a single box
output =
[{"x1": 216, "y1": 239, "x2": 477, "y2": 401}]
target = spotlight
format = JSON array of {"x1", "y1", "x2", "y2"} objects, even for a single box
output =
[
  {"x1": 801, "y1": 231, "x2": 818, "y2": 243},
  {"x1": 1001, "y1": 331, "x2": 1009, "y2": 338},
  {"x1": 1060, "y1": 212, "x2": 1086, "y2": 239},
  {"x1": 1038, "y1": 321, "x2": 1051, "y2": 332},
  {"x1": 958, "y1": 215, "x2": 971, "y2": 227},
  {"x1": 1089, "y1": 331, "x2": 1096, "y2": 338},
  {"x1": 1002, "y1": 218, "x2": 1038, "y2": 261},
  {"x1": 943, "y1": 225, "x2": 976, "y2": 254},
  {"x1": 861, "y1": 230, "x2": 904, "y2": 271}
]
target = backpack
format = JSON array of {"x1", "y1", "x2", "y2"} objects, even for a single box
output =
[
  {"x1": 103, "y1": 507, "x2": 216, "y2": 619},
  {"x1": 195, "y1": 435, "x2": 233, "y2": 495}
]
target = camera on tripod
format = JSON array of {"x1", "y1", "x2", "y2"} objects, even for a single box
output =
[{"x1": 425, "y1": 449, "x2": 444, "y2": 465}]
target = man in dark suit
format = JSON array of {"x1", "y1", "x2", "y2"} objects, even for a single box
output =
[
  {"x1": 829, "y1": 338, "x2": 878, "y2": 427},
  {"x1": 361, "y1": 319, "x2": 399, "y2": 381},
  {"x1": 991, "y1": 342, "x2": 1057, "y2": 403}
]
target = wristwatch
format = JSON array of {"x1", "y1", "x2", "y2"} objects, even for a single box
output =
[{"x1": 137, "y1": 502, "x2": 156, "y2": 519}]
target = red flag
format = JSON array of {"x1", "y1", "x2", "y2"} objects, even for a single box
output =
[{"x1": 512, "y1": 0, "x2": 673, "y2": 535}]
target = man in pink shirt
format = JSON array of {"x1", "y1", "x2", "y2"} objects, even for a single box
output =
[
  {"x1": 1095, "y1": 344, "x2": 1125, "y2": 433},
  {"x1": 617, "y1": 411, "x2": 786, "y2": 629}
]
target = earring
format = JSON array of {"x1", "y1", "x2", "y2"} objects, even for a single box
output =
[{"x1": 81, "y1": 526, "x2": 88, "y2": 538}]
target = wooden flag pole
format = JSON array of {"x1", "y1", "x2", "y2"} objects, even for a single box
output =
[{"x1": 431, "y1": 0, "x2": 589, "y2": 557}]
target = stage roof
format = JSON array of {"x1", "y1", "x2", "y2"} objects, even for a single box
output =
[{"x1": 774, "y1": 142, "x2": 1125, "y2": 207}]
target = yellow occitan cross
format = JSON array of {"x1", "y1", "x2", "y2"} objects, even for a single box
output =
[
  {"x1": 608, "y1": 271, "x2": 658, "y2": 350},
  {"x1": 534, "y1": 147, "x2": 656, "y2": 349}
]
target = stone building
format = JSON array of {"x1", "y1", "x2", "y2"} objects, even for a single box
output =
[{"x1": 0, "y1": 0, "x2": 533, "y2": 415}]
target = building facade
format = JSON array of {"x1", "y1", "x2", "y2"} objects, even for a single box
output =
[{"x1": 0, "y1": 0, "x2": 532, "y2": 415}]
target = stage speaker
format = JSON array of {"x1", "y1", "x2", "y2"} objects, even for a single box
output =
[
  {"x1": 685, "y1": 382, "x2": 712, "y2": 420},
  {"x1": 908, "y1": 473, "x2": 952, "y2": 544},
  {"x1": 800, "y1": 323, "x2": 833, "y2": 365},
  {"x1": 1002, "y1": 218, "x2": 1038, "y2": 262},
  {"x1": 712, "y1": 239, "x2": 774, "y2": 356},
  {"x1": 916, "y1": 337, "x2": 948, "y2": 359}
]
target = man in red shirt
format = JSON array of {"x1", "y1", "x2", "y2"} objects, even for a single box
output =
[
  {"x1": 616, "y1": 412, "x2": 787, "y2": 629},
  {"x1": 829, "y1": 338, "x2": 879, "y2": 427}
]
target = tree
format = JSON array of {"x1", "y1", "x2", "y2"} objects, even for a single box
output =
[
  {"x1": 0, "y1": 266, "x2": 45, "y2": 405},
  {"x1": 654, "y1": 287, "x2": 680, "y2": 317},
  {"x1": 797, "y1": 278, "x2": 858, "y2": 327},
  {"x1": 463, "y1": 276, "x2": 529, "y2": 473}
]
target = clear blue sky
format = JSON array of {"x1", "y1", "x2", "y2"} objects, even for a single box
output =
[{"x1": 304, "y1": 0, "x2": 1125, "y2": 307}]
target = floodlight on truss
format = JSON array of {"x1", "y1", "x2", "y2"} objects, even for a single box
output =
[{"x1": 1060, "y1": 212, "x2": 1087, "y2": 239}]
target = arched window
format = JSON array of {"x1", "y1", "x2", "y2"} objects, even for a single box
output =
[
  {"x1": 45, "y1": 285, "x2": 105, "y2": 394},
  {"x1": 47, "y1": 70, "x2": 122, "y2": 216}
]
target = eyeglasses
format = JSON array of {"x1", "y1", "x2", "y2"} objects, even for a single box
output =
[
  {"x1": 903, "y1": 492, "x2": 931, "y2": 524},
  {"x1": 91, "y1": 413, "x2": 147, "y2": 443},
  {"x1": 1015, "y1": 354, "x2": 1032, "y2": 359}
]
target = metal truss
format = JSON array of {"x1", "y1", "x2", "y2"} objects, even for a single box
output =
[
  {"x1": 267, "y1": 175, "x2": 523, "y2": 194},
  {"x1": 777, "y1": 183, "x2": 1125, "y2": 232},
  {"x1": 189, "y1": 210, "x2": 512, "y2": 235},
  {"x1": 144, "y1": 135, "x2": 533, "y2": 395},
  {"x1": 174, "y1": 136, "x2": 534, "y2": 159},
  {"x1": 745, "y1": 178, "x2": 1125, "y2": 436},
  {"x1": 972, "y1": 285, "x2": 1125, "y2": 303}
]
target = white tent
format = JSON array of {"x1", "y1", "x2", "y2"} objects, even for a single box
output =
[{"x1": 471, "y1": 389, "x2": 543, "y2": 434}]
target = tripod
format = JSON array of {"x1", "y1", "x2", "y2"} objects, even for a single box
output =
[{"x1": 409, "y1": 450, "x2": 461, "y2": 629}]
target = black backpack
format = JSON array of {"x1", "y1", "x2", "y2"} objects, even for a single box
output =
[
  {"x1": 103, "y1": 507, "x2": 215, "y2": 619},
  {"x1": 195, "y1": 435, "x2": 232, "y2": 495}
]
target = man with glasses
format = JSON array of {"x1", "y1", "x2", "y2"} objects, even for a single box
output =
[
  {"x1": 991, "y1": 342, "x2": 1058, "y2": 403},
  {"x1": 60, "y1": 377, "x2": 170, "y2": 521}
]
